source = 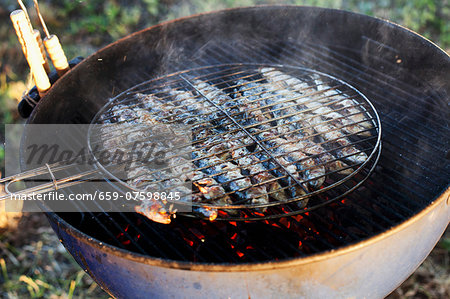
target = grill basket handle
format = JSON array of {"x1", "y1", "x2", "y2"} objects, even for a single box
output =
[{"x1": 18, "y1": 56, "x2": 84, "y2": 118}]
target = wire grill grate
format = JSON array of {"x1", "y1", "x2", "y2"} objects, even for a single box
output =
[{"x1": 92, "y1": 64, "x2": 382, "y2": 220}]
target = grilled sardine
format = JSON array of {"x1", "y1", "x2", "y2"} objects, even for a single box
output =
[
  {"x1": 258, "y1": 70, "x2": 368, "y2": 165},
  {"x1": 260, "y1": 67, "x2": 372, "y2": 137}
]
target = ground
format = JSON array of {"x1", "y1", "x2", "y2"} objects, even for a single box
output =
[{"x1": 1, "y1": 213, "x2": 448, "y2": 298}]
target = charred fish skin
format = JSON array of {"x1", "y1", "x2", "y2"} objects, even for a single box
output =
[
  {"x1": 238, "y1": 79, "x2": 351, "y2": 176},
  {"x1": 136, "y1": 91, "x2": 222, "y2": 146},
  {"x1": 134, "y1": 93, "x2": 235, "y2": 205},
  {"x1": 249, "y1": 81, "x2": 327, "y2": 188},
  {"x1": 137, "y1": 92, "x2": 207, "y2": 128},
  {"x1": 260, "y1": 68, "x2": 353, "y2": 128},
  {"x1": 165, "y1": 87, "x2": 224, "y2": 122},
  {"x1": 193, "y1": 80, "x2": 309, "y2": 205},
  {"x1": 311, "y1": 74, "x2": 374, "y2": 132},
  {"x1": 207, "y1": 132, "x2": 286, "y2": 204},
  {"x1": 195, "y1": 137, "x2": 269, "y2": 206},
  {"x1": 301, "y1": 113, "x2": 368, "y2": 164},
  {"x1": 295, "y1": 139, "x2": 353, "y2": 175},
  {"x1": 226, "y1": 83, "x2": 308, "y2": 198},
  {"x1": 193, "y1": 79, "x2": 308, "y2": 196},
  {"x1": 126, "y1": 160, "x2": 190, "y2": 197},
  {"x1": 209, "y1": 142, "x2": 271, "y2": 206},
  {"x1": 134, "y1": 200, "x2": 172, "y2": 224},
  {"x1": 191, "y1": 80, "x2": 274, "y2": 206},
  {"x1": 259, "y1": 68, "x2": 368, "y2": 165},
  {"x1": 260, "y1": 67, "x2": 372, "y2": 136},
  {"x1": 227, "y1": 137, "x2": 287, "y2": 202},
  {"x1": 234, "y1": 80, "x2": 326, "y2": 189},
  {"x1": 159, "y1": 84, "x2": 270, "y2": 207},
  {"x1": 106, "y1": 94, "x2": 235, "y2": 221},
  {"x1": 139, "y1": 93, "x2": 212, "y2": 142},
  {"x1": 126, "y1": 165, "x2": 175, "y2": 225},
  {"x1": 333, "y1": 97, "x2": 373, "y2": 130},
  {"x1": 254, "y1": 81, "x2": 353, "y2": 175}
]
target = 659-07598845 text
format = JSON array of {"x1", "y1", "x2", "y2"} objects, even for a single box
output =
[{"x1": 9, "y1": 191, "x2": 181, "y2": 201}]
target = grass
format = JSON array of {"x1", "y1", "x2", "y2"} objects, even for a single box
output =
[
  {"x1": 0, "y1": 0, "x2": 448, "y2": 298},
  {"x1": 0, "y1": 214, "x2": 109, "y2": 298}
]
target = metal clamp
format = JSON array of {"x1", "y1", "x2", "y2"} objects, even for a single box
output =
[{"x1": 45, "y1": 163, "x2": 58, "y2": 190}]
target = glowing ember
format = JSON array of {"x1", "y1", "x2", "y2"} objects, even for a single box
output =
[
  {"x1": 269, "y1": 222, "x2": 281, "y2": 228},
  {"x1": 279, "y1": 217, "x2": 290, "y2": 228},
  {"x1": 183, "y1": 237, "x2": 194, "y2": 247},
  {"x1": 217, "y1": 210, "x2": 228, "y2": 217},
  {"x1": 189, "y1": 228, "x2": 205, "y2": 240},
  {"x1": 292, "y1": 215, "x2": 303, "y2": 222},
  {"x1": 253, "y1": 211, "x2": 265, "y2": 217}
]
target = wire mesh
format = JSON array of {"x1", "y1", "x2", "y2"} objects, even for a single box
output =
[{"x1": 91, "y1": 64, "x2": 382, "y2": 220}]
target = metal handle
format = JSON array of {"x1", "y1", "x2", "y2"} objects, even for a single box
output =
[{"x1": 0, "y1": 162, "x2": 99, "y2": 201}]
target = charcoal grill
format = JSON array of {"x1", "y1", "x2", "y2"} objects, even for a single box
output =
[{"x1": 12, "y1": 6, "x2": 450, "y2": 298}]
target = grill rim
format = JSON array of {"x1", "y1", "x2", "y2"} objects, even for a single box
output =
[{"x1": 44, "y1": 188, "x2": 449, "y2": 271}]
